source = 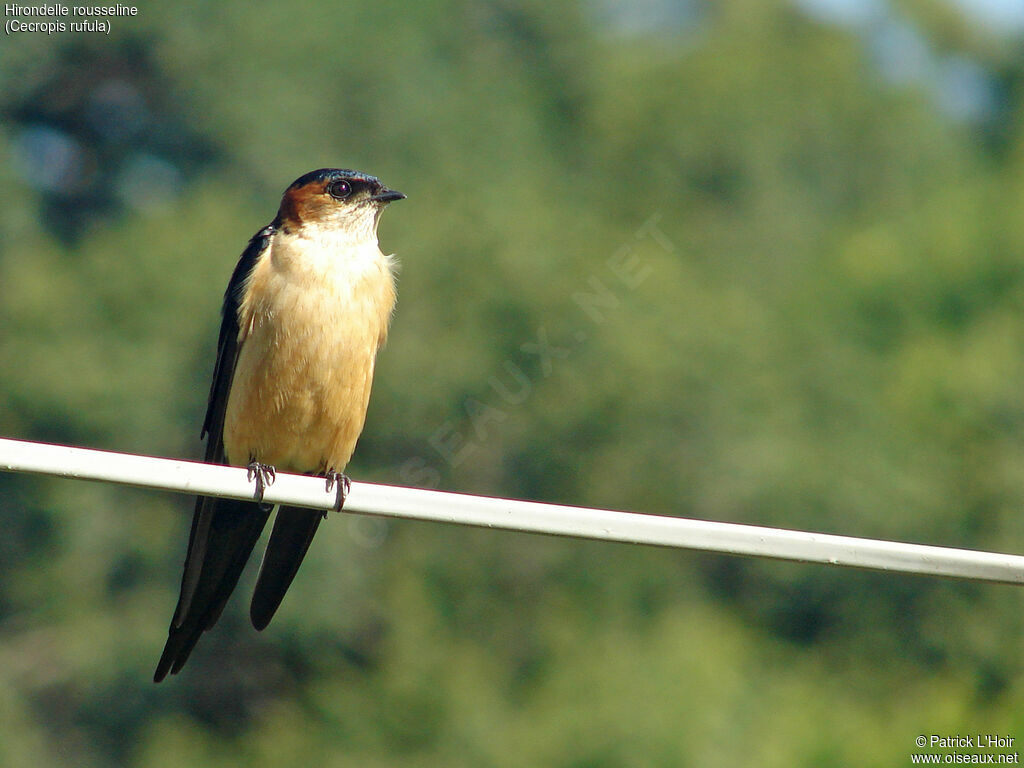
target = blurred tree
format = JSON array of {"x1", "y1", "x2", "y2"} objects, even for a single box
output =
[{"x1": 2, "y1": 38, "x2": 220, "y2": 242}]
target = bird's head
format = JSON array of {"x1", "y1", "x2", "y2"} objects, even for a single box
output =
[{"x1": 276, "y1": 168, "x2": 405, "y2": 239}]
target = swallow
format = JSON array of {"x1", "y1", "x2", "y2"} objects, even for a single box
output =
[{"x1": 154, "y1": 168, "x2": 404, "y2": 682}]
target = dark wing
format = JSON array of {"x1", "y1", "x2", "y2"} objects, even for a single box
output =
[
  {"x1": 201, "y1": 225, "x2": 277, "y2": 457},
  {"x1": 250, "y1": 506, "x2": 324, "y2": 630},
  {"x1": 154, "y1": 226, "x2": 276, "y2": 683}
]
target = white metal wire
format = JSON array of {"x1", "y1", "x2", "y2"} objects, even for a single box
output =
[{"x1": 2, "y1": 436, "x2": 1024, "y2": 585}]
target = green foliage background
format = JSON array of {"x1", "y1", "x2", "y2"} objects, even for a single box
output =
[{"x1": 3, "y1": 0, "x2": 1024, "y2": 764}]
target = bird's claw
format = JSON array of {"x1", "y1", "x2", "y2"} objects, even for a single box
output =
[
  {"x1": 246, "y1": 461, "x2": 276, "y2": 505},
  {"x1": 324, "y1": 471, "x2": 351, "y2": 516}
]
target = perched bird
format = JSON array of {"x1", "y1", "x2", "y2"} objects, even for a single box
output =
[{"x1": 154, "y1": 168, "x2": 404, "y2": 682}]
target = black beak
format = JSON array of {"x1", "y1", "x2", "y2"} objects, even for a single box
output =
[{"x1": 371, "y1": 188, "x2": 406, "y2": 203}]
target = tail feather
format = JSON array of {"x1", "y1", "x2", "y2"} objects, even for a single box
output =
[
  {"x1": 154, "y1": 496, "x2": 271, "y2": 682},
  {"x1": 249, "y1": 506, "x2": 323, "y2": 631}
]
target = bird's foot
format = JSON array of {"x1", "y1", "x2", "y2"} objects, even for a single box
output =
[
  {"x1": 246, "y1": 460, "x2": 277, "y2": 506},
  {"x1": 324, "y1": 471, "x2": 351, "y2": 516}
]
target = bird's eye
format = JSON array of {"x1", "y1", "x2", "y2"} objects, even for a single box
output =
[{"x1": 327, "y1": 179, "x2": 352, "y2": 199}]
